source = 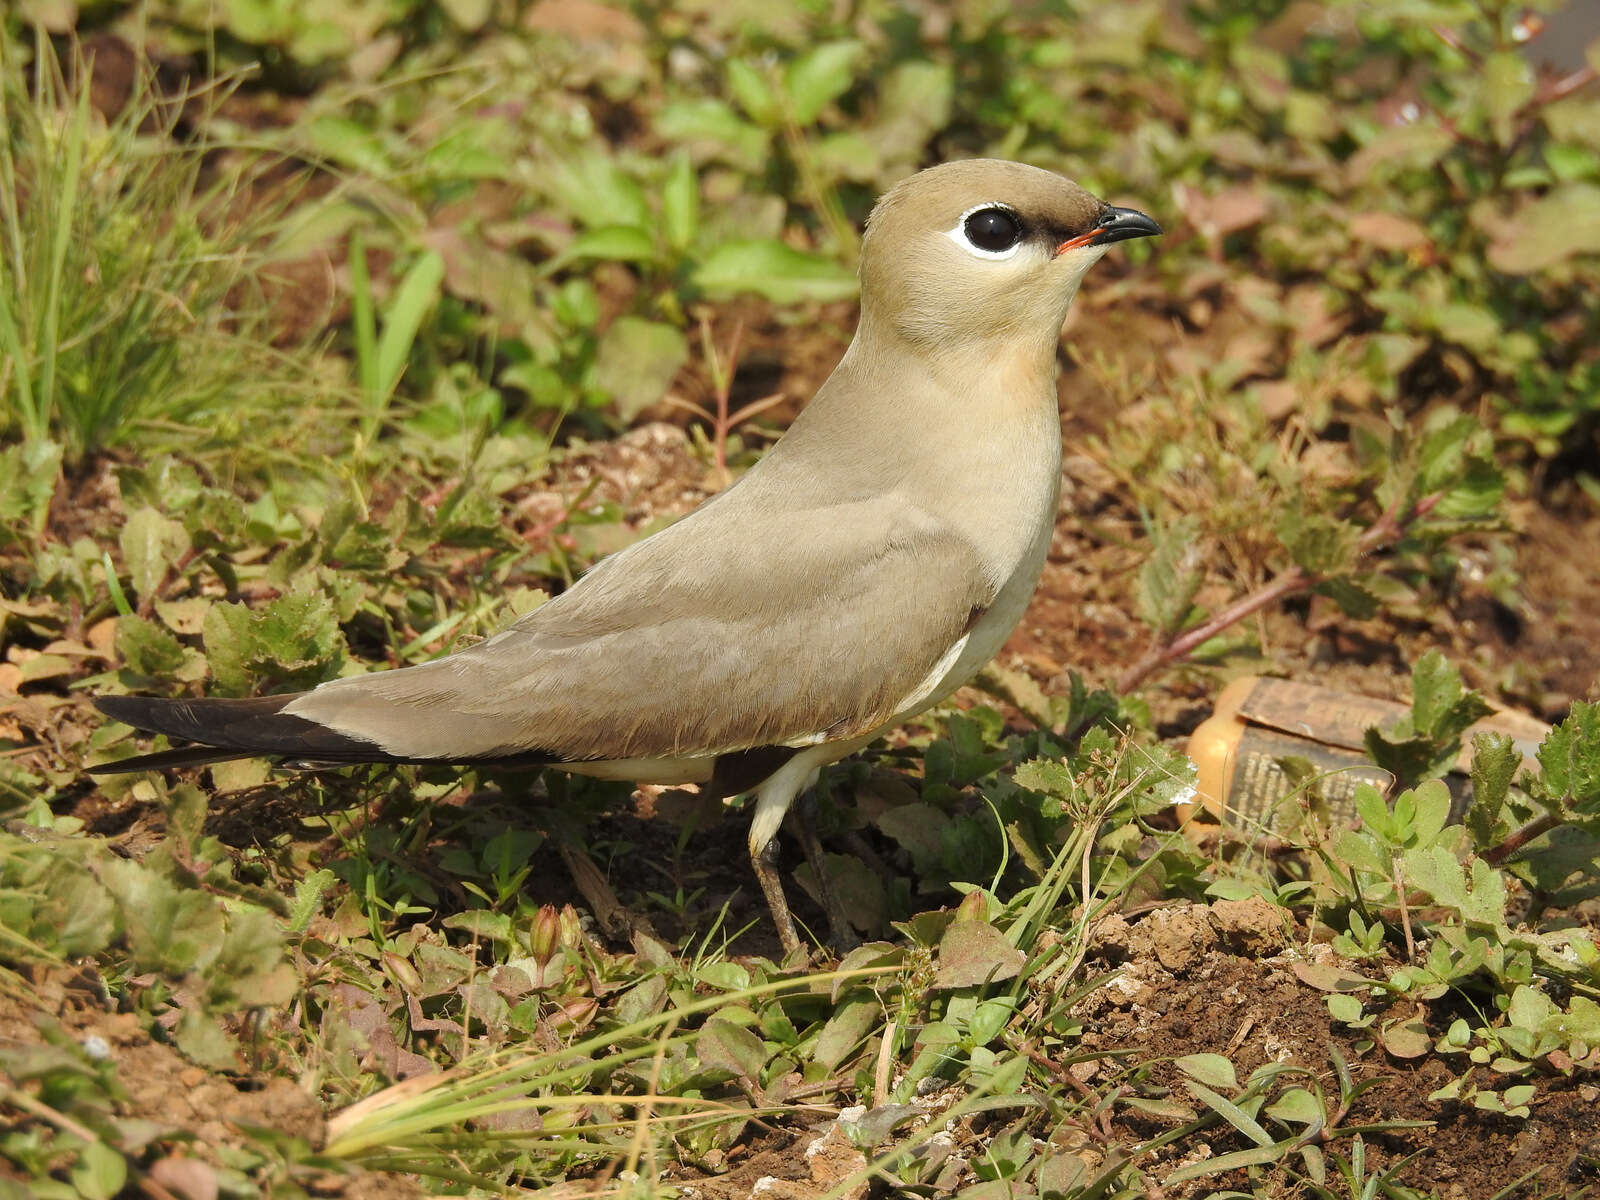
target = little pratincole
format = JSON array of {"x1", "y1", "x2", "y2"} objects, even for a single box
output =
[{"x1": 90, "y1": 159, "x2": 1160, "y2": 956}]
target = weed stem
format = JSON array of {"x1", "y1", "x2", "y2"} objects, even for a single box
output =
[{"x1": 1116, "y1": 492, "x2": 1443, "y2": 693}]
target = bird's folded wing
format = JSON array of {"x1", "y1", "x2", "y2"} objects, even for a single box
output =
[{"x1": 284, "y1": 499, "x2": 998, "y2": 763}]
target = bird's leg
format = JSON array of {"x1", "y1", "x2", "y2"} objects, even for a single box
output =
[
  {"x1": 788, "y1": 790, "x2": 859, "y2": 952},
  {"x1": 747, "y1": 759, "x2": 824, "y2": 961},
  {"x1": 751, "y1": 833, "x2": 804, "y2": 960}
]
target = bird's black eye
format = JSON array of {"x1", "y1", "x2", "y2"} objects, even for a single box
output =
[{"x1": 962, "y1": 207, "x2": 1023, "y2": 254}]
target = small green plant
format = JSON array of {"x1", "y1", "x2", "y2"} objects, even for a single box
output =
[
  {"x1": 1299, "y1": 656, "x2": 1600, "y2": 1082},
  {"x1": 1161, "y1": 1048, "x2": 1426, "y2": 1189},
  {"x1": 1115, "y1": 412, "x2": 1506, "y2": 692}
]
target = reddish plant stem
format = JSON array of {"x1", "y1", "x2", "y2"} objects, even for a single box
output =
[
  {"x1": 1534, "y1": 64, "x2": 1596, "y2": 110},
  {"x1": 711, "y1": 318, "x2": 745, "y2": 474},
  {"x1": 136, "y1": 545, "x2": 200, "y2": 619},
  {"x1": 1116, "y1": 491, "x2": 1443, "y2": 694},
  {"x1": 1481, "y1": 809, "x2": 1565, "y2": 867}
]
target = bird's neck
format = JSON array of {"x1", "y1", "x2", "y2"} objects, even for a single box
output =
[
  {"x1": 800, "y1": 314, "x2": 1065, "y2": 457},
  {"x1": 762, "y1": 314, "x2": 1065, "y2": 579}
]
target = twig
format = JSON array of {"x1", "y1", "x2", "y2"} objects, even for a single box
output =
[{"x1": 1116, "y1": 491, "x2": 1443, "y2": 693}]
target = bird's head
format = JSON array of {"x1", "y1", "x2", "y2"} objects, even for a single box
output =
[{"x1": 858, "y1": 159, "x2": 1160, "y2": 357}]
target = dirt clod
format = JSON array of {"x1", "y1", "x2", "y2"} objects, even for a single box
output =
[
  {"x1": 1139, "y1": 905, "x2": 1218, "y2": 974},
  {"x1": 1086, "y1": 912, "x2": 1135, "y2": 962},
  {"x1": 1208, "y1": 895, "x2": 1287, "y2": 956}
]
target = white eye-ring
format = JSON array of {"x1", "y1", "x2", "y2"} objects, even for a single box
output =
[{"x1": 944, "y1": 202, "x2": 1026, "y2": 260}]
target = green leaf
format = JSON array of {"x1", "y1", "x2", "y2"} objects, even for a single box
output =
[
  {"x1": 98, "y1": 856, "x2": 225, "y2": 977},
  {"x1": 0, "y1": 441, "x2": 62, "y2": 538},
  {"x1": 173, "y1": 1006, "x2": 240, "y2": 1069},
  {"x1": 289, "y1": 868, "x2": 336, "y2": 933},
  {"x1": 1488, "y1": 183, "x2": 1600, "y2": 273},
  {"x1": 594, "y1": 317, "x2": 689, "y2": 422},
  {"x1": 1134, "y1": 515, "x2": 1203, "y2": 635},
  {"x1": 1368, "y1": 652, "x2": 1493, "y2": 787},
  {"x1": 813, "y1": 994, "x2": 879, "y2": 1070},
  {"x1": 68, "y1": 1140, "x2": 126, "y2": 1200},
  {"x1": 1181, "y1": 1077, "x2": 1274, "y2": 1147},
  {"x1": 302, "y1": 115, "x2": 391, "y2": 174},
  {"x1": 1264, "y1": 1087, "x2": 1324, "y2": 1127},
  {"x1": 1466, "y1": 732, "x2": 1518, "y2": 849},
  {"x1": 1314, "y1": 576, "x2": 1380, "y2": 619},
  {"x1": 696, "y1": 960, "x2": 751, "y2": 991},
  {"x1": 437, "y1": 0, "x2": 490, "y2": 31},
  {"x1": 873, "y1": 802, "x2": 953, "y2": 874},
  {"x1": 661, "y1": 153, "x2": 698, "y2": 254},
  {"x1": 115, "y1": 614, "x2": 187, "y2": 677},
  {"x1": 119, "y1": 507, "x2": 190, "y2": 602},
  {"x1": 1353, "y1": 783, "x2": 1393, "y2": 839},
  {"x1": 1505, "y1": 983, "x2": 1556, "y2": 1033},
  {"x1": 1175, "y1": 1052, "x2": 1238, "y2": 1092},
  {"x1": 1417, "y1": 415, "x2": 1489, "y2": 497},
  {"x1": 553, "y1": 225, "x2": 659, "y2": 268},
  {"x1": 873, "y1": 60, "x2": 955, "y2": 159},
  {"x1": 1411, "y1": 650, "x2": 1491, "y2": 741},
  {"x1": 376, "y1": 250, "x2": 445, "y2": 403},
  {"x1": 934, "y1": 918, "x2": 1025, "y2": 989},
  {"x1": 811, "y1": 131, "x2": 881, "y2": 183},
  {"x1": 207, "y1": 906, "x2": 296, "y2": 1007},
  {"x1": 202, "y1": 601, "x2": 253, "y2": 695},
  {"x1": 656, "y1": 99, "x2": 768, "y2": 171},
  {"x1": 1538, "y1": 701, "x2": 1600, "y2": 809},
  {"x1": 726, "y1": 58, "x2": 780, "y2": 127},
  {"x1": 1277, "y1": 503, "x2": 1357, "y2": 576},
  {"x1": 1326, "y1": 993, "x2": 1364, "y2": 1024},
  {"x1": 783, "y1": 40, "x2": 865, "y2": 125},
  {"x1": 203, "y1": 587, "x2": 344, "y2": 695},
  {"x1": 546, "y1": 153, "x2": 650, "y2": 230},
  {"x1": 1163, "y1": 1139, "x2": 1300, "y2": 1184},
  {"x1": 1011, "y1": 758, "x2": 1078, "y2": 800},
  {"x1": 1401, "y1": 845, "x2": 1507, "y2": 925},
  {"x1": 1409, "y1": 780, "x2": 1453, "y2": 847},
  {"x1": 690, "y1": 239, "x2": 858, "y2": 304},
  {"x1": 697, "y1": 1018, "x2": 767, "y2": 1080},
  {"x1": 1434, "y1": 453, "x2": 1505, "y2": 523},
  {"x1": 1363, "y1": 729, "x2": 1441, "y2": 792},
  {"x1": 1480, "y1": 51, "x2": 1534, "y2": 143}
]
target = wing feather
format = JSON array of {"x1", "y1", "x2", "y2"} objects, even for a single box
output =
[{"x1": 285, "y1": 497, "x2": 997, "y2": 761}]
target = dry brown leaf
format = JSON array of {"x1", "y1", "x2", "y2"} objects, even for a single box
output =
[
  {"x1": 1175, "y1": 183, "x2": 1271, "y2": 240},
  {"x1": 1349, "y1": 211, "x2": 1430, "y2": 252}
]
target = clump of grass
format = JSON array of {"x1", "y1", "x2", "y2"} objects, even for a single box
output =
[{"x1": 0, "y1": 29, "x2": 326, "y2": 470}]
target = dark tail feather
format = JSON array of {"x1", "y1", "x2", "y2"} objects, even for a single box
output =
[
  {"x1": 90, "y1": 693, "x2": 556, "y2": 774},
  {"x1": 88, "y1": 744, "x2": 262, "y2": 774},
  {"x1": 90, "y1": 693, "x2": 398, "y2": 774}
]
